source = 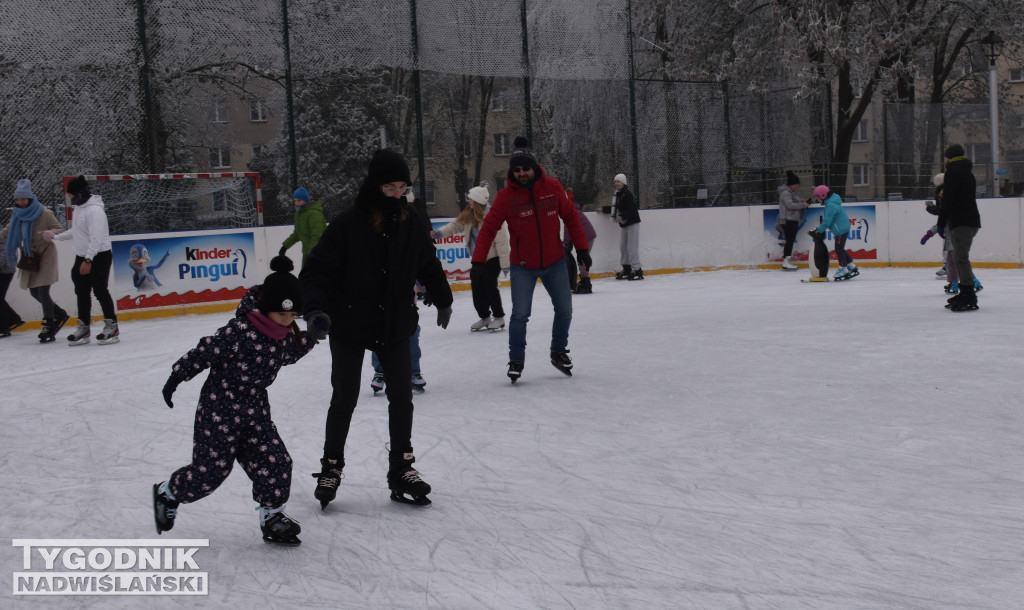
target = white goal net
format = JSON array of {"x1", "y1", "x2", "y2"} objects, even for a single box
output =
[{"x1": 62, "y1": 173, "x2": 263, "y2": 235}]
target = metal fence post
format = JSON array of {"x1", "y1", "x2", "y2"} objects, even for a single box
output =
[{"x1": 280, "y1": 0, "x2": 298, "y2": 193}]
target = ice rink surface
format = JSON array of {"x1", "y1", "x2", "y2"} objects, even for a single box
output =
[{"x1": 3, "y1": 267, "x2": 1023, "y2": 609}]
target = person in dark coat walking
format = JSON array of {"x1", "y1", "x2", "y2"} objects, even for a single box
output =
[
  {"x1": 938, "y1": 144, "x2": 982, "y2": 311},
  {"x1": 153, "y1": 256, "x2": 318, "y2": 545},
  {"x1": 300, "y1": 149, "x2": 454, "y2": 508}
]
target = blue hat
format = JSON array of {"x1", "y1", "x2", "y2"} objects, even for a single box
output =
[
  {"x1": 293, "y1": 187, "x2": 310, "y2": 203},
  {"x1": 13, "y1": 179, "x2": 35, "y2": 200}
]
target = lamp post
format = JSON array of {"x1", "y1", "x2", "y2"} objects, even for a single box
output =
[{"x1": 981, "y1": 30, "x2": 1004, "y2": 196}]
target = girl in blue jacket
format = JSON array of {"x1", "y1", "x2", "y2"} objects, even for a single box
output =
[{"x1": 812, "y1": 185, "x2": 859, "y2": 280}]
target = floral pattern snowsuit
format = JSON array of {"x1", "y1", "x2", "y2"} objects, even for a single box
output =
[{"x1": 167, "y1": 288, "x2": 316, "y2": 508}]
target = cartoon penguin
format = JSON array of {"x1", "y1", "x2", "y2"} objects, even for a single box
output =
[{"x1": 128, "y1": 243, "x2": 171, "y2": 290}]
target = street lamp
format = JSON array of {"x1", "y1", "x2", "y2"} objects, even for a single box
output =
[{"x1": 981, "y1": 30, "x2": 1003, "y2": 196}]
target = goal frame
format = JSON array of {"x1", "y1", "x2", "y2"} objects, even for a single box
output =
[{"x1": 61, "y1": 172, "x2": 264, "y2": 227}]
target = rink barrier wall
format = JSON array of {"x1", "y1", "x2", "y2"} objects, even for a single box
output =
[{"x1": 6, "y1": 197, "x2": 1021, "y2": 329}]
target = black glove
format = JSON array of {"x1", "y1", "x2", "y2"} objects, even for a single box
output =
[
  {"x1": 576, "y1": 249, "x2": 592, "y2": 270},
  {"x1": 422, "y1": 291, "x2": 433, "y2": 308},
  {"x1": 162, "y1": 378, "x2": 179, "y2": 408},
  {"x1": 278, "y1": 246, "x2": 287, "y2": 257},
  {"x1": 436, "y1": 306, "x2": 452, "y2": 329},
  {"x1": 305, "y1": 310, "x2": 331, "y2": 341},
  {"x1": 807, "y1": 230, "x2": 818, "y2": 238}
]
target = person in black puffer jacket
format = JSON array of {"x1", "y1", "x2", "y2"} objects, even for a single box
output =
[
  {"x1": 937, "y1": 144, "x2": 982, "y2": 311},
  {"x1": 300, "y1": 149, "x2": 453, "y2": 507}
]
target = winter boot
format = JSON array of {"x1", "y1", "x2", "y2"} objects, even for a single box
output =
[
  {"x1": 628, "y1": 268, "x2": 644, "y2": 280},
  {"x1": 471, "y1": 316, "x2": 493, "y2": 332},
  {"x1": 487, "y1": 316, "x2": 505, "y2": 331},
  {"x1": 259, "y1": 505, "x2": 301, "y2": 546},
  {"x1": 387, "y1": 450, "x2": 431, "y2": 506},
  {"x1": 411, "y1": 374, "x2": 426, "y2": 393},
  {"x1": 370, "y1": 371, "x2": 385, "y2": 395},
  {"x1": 311, "y1": 457, "x2": 344, "y2": 510},
  {"x1": 153, "y1": 481, "x2": 179, "y2": 535},
  {"x1": 550, "y1": 349, "x2": 573, "y2": 376},
  {"x1": 575, "y1": 277, "x2": 593, "y2": 293},
  {"x1": 615, "y1": 265, "x2": 632, "y2": 280},
  {"x1": 948, "y1": 283, "x2": 978, "y2": 311},
  {"x1": 507, "y1": 360, "x2": 524, "y2": 384},
  {"x1": 781, "y1": 256, "x2": 798, "y2": 271},
  {"x1": 96, "y1": 319, "x2": 119, "y2": 345},
  {"x1": 67, "y1": 321, "x2": 90, "y2": 345}
]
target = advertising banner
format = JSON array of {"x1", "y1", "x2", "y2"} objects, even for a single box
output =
[
  {"x1": 762, "y1": 204, "x2": 877, "y2": 263},
  {"x1": 431, "y1": 221, "x2": 472, "y2": 282},
  {"x1": 111, "y1": 232, "x2": 256, "y2": 310}
]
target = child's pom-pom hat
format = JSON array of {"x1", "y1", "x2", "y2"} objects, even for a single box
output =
[{"x1": 259, "y1": 255, "x2": 303, "y2": 314}]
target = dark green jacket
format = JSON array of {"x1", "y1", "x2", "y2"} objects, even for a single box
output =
[{"x1": 282, "y1": 200, "x2": 327, "y2": 265}]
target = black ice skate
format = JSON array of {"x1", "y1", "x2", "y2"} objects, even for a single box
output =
[
  {"x1": 575, "y1": 277, "x2": 593, "y2": 294},
  {"x1": 628, "y1": 269, "x2": 644, "y2": 281},
  {"x1": 153, "y1": 482, "x2": 179, "y2": 535},
  {"x1": 388, "y1": 451, "x2": 431, "y2": 506},
  {"x1": 507, "y1": 360, "x2": 524, "y2": 384},
  {"x1": 259, "y1": 507, "x2": 301, "y2": 546},
  {"x1": 615, "y1": 265, "x2": 632, "y2": 280},
  {"x1": 311, "y1": 457, "x2": 344, "y2": 510},
  {"x1": 38, "y1": 318, "x2": 56, "y2": 343},
  {"x1": 550, "y1": 350, "x2": 573, "y2": 376},
  {"x1": 947, "y1": 285, "x2": 978, "y2": 312}
]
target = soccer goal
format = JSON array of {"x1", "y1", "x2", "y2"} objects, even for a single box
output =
[{"x1": 62, "y1": 172, "x2": 263, "y2": 235}]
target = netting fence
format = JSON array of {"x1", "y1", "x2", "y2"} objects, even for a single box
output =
[{"x1": 1, "y1": 1, "x2": 1018, "y2": 234}]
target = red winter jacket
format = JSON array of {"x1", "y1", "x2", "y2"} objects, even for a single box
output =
[{"x1": 472, "y1": 165, "x2": 590, "y2": 269}]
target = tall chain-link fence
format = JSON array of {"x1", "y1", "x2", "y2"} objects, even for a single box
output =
[{"x1": 1, "y1": 1, "x2": 1019, "y2": 233}]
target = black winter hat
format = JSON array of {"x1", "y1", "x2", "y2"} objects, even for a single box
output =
[
  {"x1": 944, "y1": 144, "x2": 965, "y2": 159},
  {"x1": 258, "y1": 256, "x2": 303, "y2": 314},
  {"x1": 367, "y1": 149, "x2": 411, "y2": 187},
  {"x1": 509, "y1": 136, "x2": 538, "y2": 171},
  {"x1": 786, "y1": 171, "x2": 800, "y2": 186},
  {"x1": 66, "y1": 175, "x2": 89, "y2": 196}
]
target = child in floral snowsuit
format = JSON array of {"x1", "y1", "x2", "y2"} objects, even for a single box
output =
[{"x1": 153, "y1": 256, "x2": 316, "y2": 545}]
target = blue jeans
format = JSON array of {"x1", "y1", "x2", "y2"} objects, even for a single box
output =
[
  {"x1": 508, "y1": 260, "x2": 573, "y2": 363},
  {"x1": 372, "y1": 325, "x2": 421, "y2": 375}
]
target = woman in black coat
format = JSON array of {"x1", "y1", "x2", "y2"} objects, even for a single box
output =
[{"x1": 300, "y1": 149, "x2": 453, "y2": 507}]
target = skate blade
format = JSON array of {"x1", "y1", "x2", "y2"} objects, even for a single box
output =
[
  {"x1": 411, "y1": 387, "x2": 425, "y2": 394},
  {"x1": 550, "y1": 362, "x2": 573, "y2": 377},
  {"x1": 263, "y1": 535, "x2": 302, "y2": 546},
  {"x1": 97, "y1": 337, "x2": 120, "y2": 345},
  {"x1": 488, "y1": 327, "x2": 505, "y2": 332},
  {"x1": 390, "y1": 491, "x2": 431, "y2": 507},
  {"x1": 68, "y1": 338, "x2": 90, "y2": 346}
]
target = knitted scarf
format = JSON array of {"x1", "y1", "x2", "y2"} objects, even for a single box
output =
[{"x1": 6, "y1": 198, "x2": 44, "y2": 262}]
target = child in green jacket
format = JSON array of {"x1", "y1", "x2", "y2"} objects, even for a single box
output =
[{"x1": 280, "y1": 187, "x2": 327, "y2": 266}]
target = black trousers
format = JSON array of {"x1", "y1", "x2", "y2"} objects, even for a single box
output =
[
  {"x1": 323, "y1": 336, "x2": 414, "y2": 461},
  {"x1": 0, "y1": 272, "x2": 21, "y2": 329},
  {"x1": 71, "y1": 250, "x2": 116, "y2": 322},
  {"x1": 782, "y1": 220, "x2": 799, "y2": 257},
  {"x1": 470, "y1": 256, "x2": 505, "y2": 319}
]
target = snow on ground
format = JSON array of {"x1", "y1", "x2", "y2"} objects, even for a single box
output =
[{"x1": 3, "y1": 267, "x2": 1024, "y2": 609}]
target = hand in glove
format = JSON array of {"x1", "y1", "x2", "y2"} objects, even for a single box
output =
[
  {"x1": 920, "y1": 230, "x2": 935, "y2": 245},
  {"x1": 422, "y1": 291, "x2": 433, "y2": 307},
  {"x1": 162, "y1": 378, "x2": 179, "y2": 408},
  {"x1": 436, "y1": 306, "x2": 452, "y2": 329},
  {"x1": 305, "y1": 310, "x2": 331, "y2": 341},
  {"x1": 576, "y1": 249, "x2": 592, "y2": 270},
  {"x1": 278, "y1": 246, "x2": 287, "y2": 257},
  {"x1": 807, "y1": 230, "x2": 820, "y2": 238}
]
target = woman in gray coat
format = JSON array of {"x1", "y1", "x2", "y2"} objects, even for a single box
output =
[{"x1": 777, "y1": 171, "x2": 810, "y2": 271}]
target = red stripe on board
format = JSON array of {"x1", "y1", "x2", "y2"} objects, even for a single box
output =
[{"x1": 116, "y1": 286, "x2": 250, "y2": 311}]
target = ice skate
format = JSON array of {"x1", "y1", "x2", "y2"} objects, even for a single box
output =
[
  {"x1": 153, "y1": 482, "x2": 179, "y2": 535},
  {"x1": 259, "y1": 506, "x2": 301, "y2": 546},
  {"x1": 67, "y1": 321, "x2": 90, "y2": 345},
  {"x1": 387, "y1": 451, "x2": 431, "y2": 507},
  {"x1": 52, "y1": 306, "x2": 70, "y2": 335},
  {"x1": 948, "y1": 284, "x2": 978, "y2": 311},
  {"x1": 507, "y1": 360, "x2": 524, "y2": 383},
  {"x1": 411, "y1": 374, "x2": 426, "y2": 393},
  {"x1": 575, "y1": 277, "x2": 593, "y2": 294},
  {"x1": 38, "y1": 318, "x2": 56, "y2": 343},
  {"x1": 615, "y1": 265, "x2": 632, "y2": 280},
  {"x1": 935, "y1": 265, "x2": 947, "y2": 278},
  {"x1": 781, "y1": 256, "x2": 798, "y2": 271},
  {"x1": 370, "y1": 371, "x2": 385, "y2": 395},
  {"x1": 550, "y1": 349, "x2": 573, "y2": 376},
  {"x1": 944, "y1": 282, "x2": 958, "y2": 295},
  {"x1": 832, "y1": 267, "x2": 851, "y2": 281},
  {"x1": 311, "y1": 457, "x2": 344, "y2": 510},
  {"x1": 844, "y1": 264, "x2": 859, "y2": 279},
  {"x1": 974, "y1": 278, "x2": 983, "y2": 293},
  {"x1": 471, "y1": 316, "x2": 493, "y2": 332},
  {"x1": 96, "y1": 319, "x2": 119, "y2": 345},
  {"x1": 487, "y1": 316, "x2": 505, "y2": 331},
  {"x1": 628, "y1": 268, "x2": 644, "y2": 281}
]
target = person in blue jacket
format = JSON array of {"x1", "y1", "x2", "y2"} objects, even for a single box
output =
[{"x1": 811, "y1": 185, "x2": 858, "y2": 281}]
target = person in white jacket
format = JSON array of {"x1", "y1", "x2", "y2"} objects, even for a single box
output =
[
  {"x1": 43, "y1": 175, "x2": 119, "y2": 345},
  {"x1": 431, "y1": 184, "x2": 510, "y2": 331}
]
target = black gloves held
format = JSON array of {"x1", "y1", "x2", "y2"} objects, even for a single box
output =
[
  {"x1": 305, "y1": 310, "x2": 331, "y2": 341},
  {"x1": 436, "y1": 306, "x2": 452, "y2": 329},
  {"x1": 162, "y1": 378, "x2": 179, "y2": 408},
  {"x1": 576, "y1": 249, "x2": 592, "y2": 270}
]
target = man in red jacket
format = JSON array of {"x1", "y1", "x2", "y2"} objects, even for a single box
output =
[{"x1": 471, "y1": 137, "x2": 592, "y2": 382}]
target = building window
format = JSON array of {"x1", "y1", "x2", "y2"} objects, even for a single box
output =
[
  {"x1": 209, "y1": 146, "x2": 231, "y2": 169},
  {"x1": 212, "y1": 191, "x2": 228, "y2": 212},
  {"x1": 251, "y1": 144, "x2": 263, "y2": 157},
  {"x1": 494, "y1": 133, "x2": 511, "y2": 156},
  {"x1": 852, "y1": 119, "x2": 868, "y2": 142},
  {"x1": 852, "y1": 164, "x2": 869, "y2": 187},
  {"x1": 492, "y1": 91, "x2": 508, "y2": 112},
  {"x1": 1010, "y1": 68, "x2": 1024, "y2": 83},
  {"x1": 249, "y1": 99, "x2": 268, "y2": 122},
  {"x1": 210, "y1": 99, "x2": 228, "y2": 124}
]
